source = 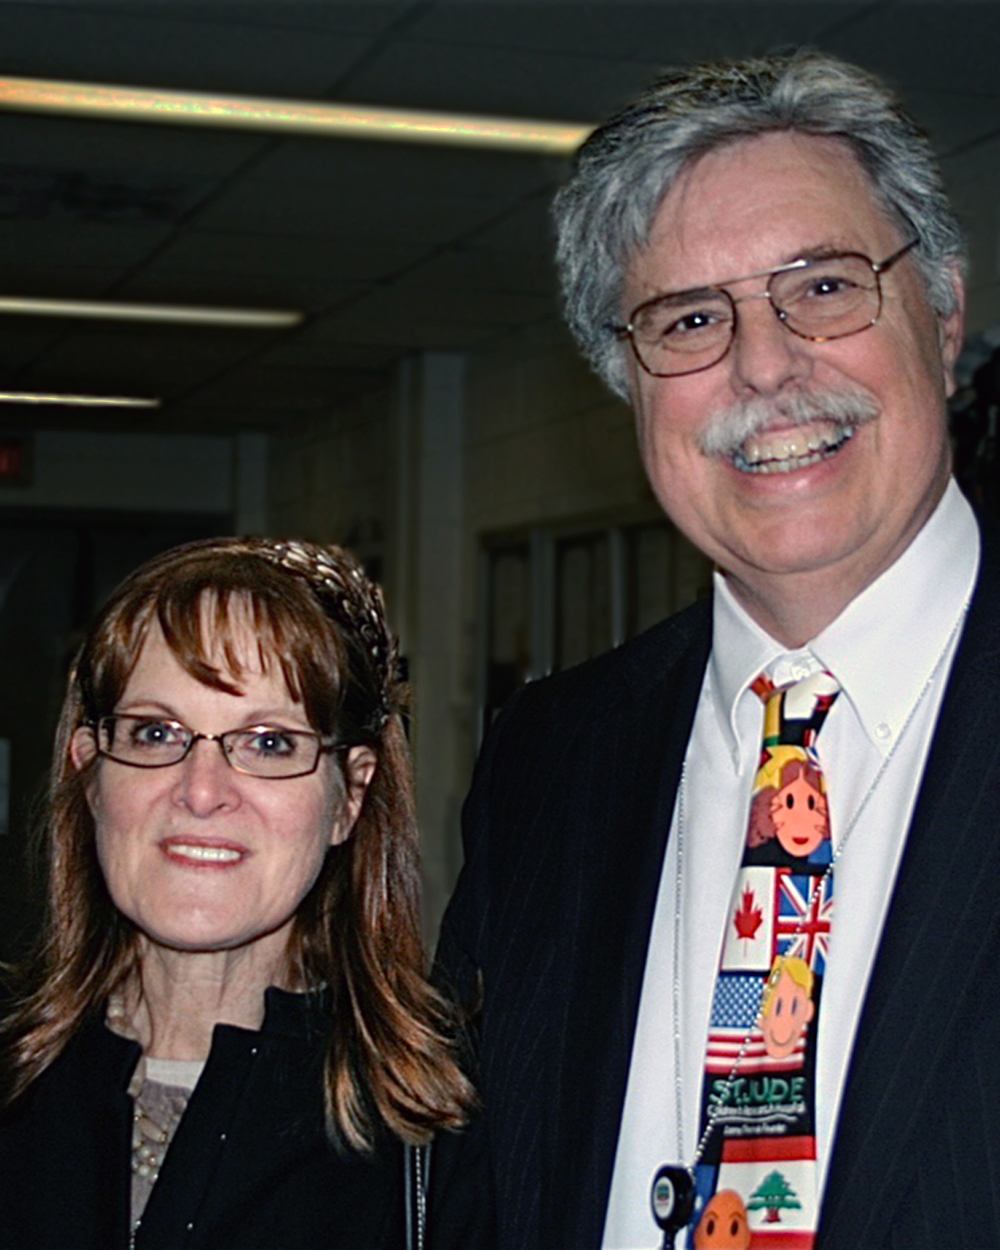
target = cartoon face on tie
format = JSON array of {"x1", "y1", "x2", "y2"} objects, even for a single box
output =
[
  {"x1": 760, "y1": 956, "x2": 815, "y2": 1061},
  {"x1": 693, "y1": 1189, "x2": 751, "y2": 1249},
  {"x1": 747, "y1": 750, "x2": 831, "y2": 861},
  {"x1": 770, "y1": 763, "x2": 829, "y2": 858}
]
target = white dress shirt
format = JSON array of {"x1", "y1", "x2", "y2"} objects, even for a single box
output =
[{"x1": 602, "y1": 480, "x2": 979, "y2": 1250}]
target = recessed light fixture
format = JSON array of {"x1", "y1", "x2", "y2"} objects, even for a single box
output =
[
  {"x1": 0, "y1": 296, "x2": 302, "y2": 327},
  {"x1": 0, "y1": 391, "x2": 160, "y2": 408},
  {"x1": 0, "y1": 76, "x2": 593, "y2": 154}
]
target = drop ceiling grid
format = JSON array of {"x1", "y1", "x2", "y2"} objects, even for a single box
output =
[{"x1": 0, "y1": 1, "x2": 990, "y2": 431}]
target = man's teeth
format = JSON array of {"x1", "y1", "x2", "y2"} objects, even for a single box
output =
[
  {"x1": 735, "y1": 422, "x2": 853, "y2": 473},
  {"x1": 170, "y1": 844, "x2": 242, "y2": 862}
]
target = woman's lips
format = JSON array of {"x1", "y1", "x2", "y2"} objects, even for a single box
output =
[{"x1": 159, "y1": 837, "x2": 248, "y2": 866}]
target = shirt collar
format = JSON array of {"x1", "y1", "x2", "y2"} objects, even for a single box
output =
[{"x1": 709, "y1": 478, "x2": 980, "y2": 756}]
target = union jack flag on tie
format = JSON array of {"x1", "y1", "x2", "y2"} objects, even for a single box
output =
[{"x1": 773, "y1": 871, "x2": 833, "y2": 975}]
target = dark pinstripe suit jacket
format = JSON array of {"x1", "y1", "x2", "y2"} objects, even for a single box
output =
[{"x1": 438, "y1": 513, "x2": 1000, "y2": 1250}]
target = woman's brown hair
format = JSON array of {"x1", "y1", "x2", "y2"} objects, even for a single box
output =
[{"x1": 0, "y1": 537, "x2": 474, "y2": 1149}]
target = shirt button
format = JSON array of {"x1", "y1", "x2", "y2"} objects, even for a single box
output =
[{"x1": 875, "y1": 722, "x2": 892, "y2": 740}]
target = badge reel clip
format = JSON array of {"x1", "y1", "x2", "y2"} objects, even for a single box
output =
[{"x1": 650, "y1": 1164, "x2": 696, "y2": 1249}]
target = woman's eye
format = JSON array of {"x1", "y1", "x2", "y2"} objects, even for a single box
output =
[
  {"x1": 245, "y1": 729, "x2": 297, "y2": 757},
  {"x1": 131, "y1": 720, "x2": 181, "y2": 747}
]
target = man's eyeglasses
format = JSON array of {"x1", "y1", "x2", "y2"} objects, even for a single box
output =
[
  {"x1": 610, "y1": 238, "x2": 919, "y2": 379},
  {"x1": 87, "y1": 714, "x2": 341, "y2": 780}
]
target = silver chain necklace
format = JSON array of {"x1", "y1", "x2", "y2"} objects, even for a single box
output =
[{"x1": 651, "y1": 595, "x2": 970, "y2": 1243}]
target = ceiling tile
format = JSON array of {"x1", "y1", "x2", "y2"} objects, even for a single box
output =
[
  {"x1": 0, "y1": 114, "x2": 262, "y2": 179},
  {"x1": 824, "y1": 4, "x2": 1000, "y2": 100},
  {"x1": 0, "y1": 218, "x2": 174, "y2": 267},
  {"x1": 398, "y1": 246, "x2": 556, "y2": 296},
  {"x1": 342, "y1": 39, "x2": 645, "y2": 119},
  {"x1": 0, "y1": 4, "x2": 374, "y2": 95},
  {"x1": 148, "y1": 229, "x2": 427, "y2": 284},
  {"x1": 406, "y1": 2, "x2": 661, "y2": 59},
  {"x1": 117, "y1": 269, "x2": 366, "y2": 314},
  {"x1": 195, "y1": 176, "x2": 518, "y2": 246},
  {"x1": 251, "y1": 137, "x2": 565, "y2": 201}
]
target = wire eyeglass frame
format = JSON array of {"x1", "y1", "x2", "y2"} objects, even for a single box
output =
[
  {"x1": 611, "y1": 238, "x2": 919, "y2": 379},
  {"x1": 87, "y1": 713, "x2": 343, "y2": 780}
]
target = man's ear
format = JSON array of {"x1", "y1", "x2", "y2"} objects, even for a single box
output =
[
  {"x1": 939, "y1": 270, "x2": 966, "y2": 399},
  {"x1": 330, "y1": 746, "x2": 377, "y2": 846}
]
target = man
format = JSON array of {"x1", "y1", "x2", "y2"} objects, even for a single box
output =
[{"x1": 438, "y1": 51, "x2": 1000, "y2": 1249}]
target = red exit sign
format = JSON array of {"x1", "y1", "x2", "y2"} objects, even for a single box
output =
[{"x1": 0, "y1": 437, "x2": 32, "y2": 486}]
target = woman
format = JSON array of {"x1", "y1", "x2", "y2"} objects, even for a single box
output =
[{"x1": 0, "y1": 537, "x2": 476, "y2": 1249}]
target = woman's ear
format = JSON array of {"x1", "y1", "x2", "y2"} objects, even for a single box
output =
[
  {"x1": 329, "y1": 746, "x2": 377, "y2": 846},
  {"x1": 69, "y1": 725, "x2": 101, "y2": 815},
  {"x1": 69, "y1": 725, "x2": 98, "y2": 772}
]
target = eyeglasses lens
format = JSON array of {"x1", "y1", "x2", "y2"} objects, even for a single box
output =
[
  {"x1": 225, "y1": 729, "x2": 321, "y2": 778},
  {"x1": 98, "y1": 716, "x2": 189, "y2": 767},
  {"x1": 631, "y1": 291, "x2": 734, "y2": 373},
  {"x1": 771, "y1": 255, "x2": 878, "y2": 336}
]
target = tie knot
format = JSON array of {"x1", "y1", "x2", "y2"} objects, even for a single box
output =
[{"x1": 752, "y1": 669, "x2": 840, "y2": 750}]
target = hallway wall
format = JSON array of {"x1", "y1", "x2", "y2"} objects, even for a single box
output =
[{"x1": 268, "y1": 329, "x2": 710, "y2": 938}]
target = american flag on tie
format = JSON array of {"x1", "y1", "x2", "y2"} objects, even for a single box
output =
[{"x1": 705, "y1": 973, "x2": 806, "y2": 1073}]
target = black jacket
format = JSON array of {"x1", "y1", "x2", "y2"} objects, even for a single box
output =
[
  {"x1": 0, "y1": 988, "x2": 403, "y2": 1250},
  {"x1": 438, "y1": 512, "x2": 1000, "y2": 1249}
]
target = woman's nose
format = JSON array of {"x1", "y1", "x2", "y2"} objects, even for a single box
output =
[{"x1": 171, "y1": 736, "x2": 240, "y2": 815}]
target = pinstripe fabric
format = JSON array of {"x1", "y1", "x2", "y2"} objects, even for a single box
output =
[
  {"x1": 820, "y1": 535, "x2": 1000, "y2": 1249},
  {"x1": 437, "y1": 512, "x2": 1000, "y2": 1250},
  {"x1": 438, "y1": 603, "x2": 712, "y2": 1250}
]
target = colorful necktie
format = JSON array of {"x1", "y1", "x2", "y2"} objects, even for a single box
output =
[{"x1": 689, "y1": 669, "x2": 839, "y2": 1250}]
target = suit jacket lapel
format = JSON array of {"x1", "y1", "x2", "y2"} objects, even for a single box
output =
[
  {"x1": 820, "y1": 521, "x2": 1000, "y2": 1246},
  {"x1": 542, "y1": 609, "x2": 712, "y2": 1249}
]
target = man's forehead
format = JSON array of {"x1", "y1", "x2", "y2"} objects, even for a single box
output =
[{"x1": 628, "y1": 132, "x2": 892, "y2": 299}]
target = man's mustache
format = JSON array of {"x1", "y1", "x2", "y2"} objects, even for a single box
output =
[{"x1": 700, "y1": 389, "x2": 880, "y2": 458}]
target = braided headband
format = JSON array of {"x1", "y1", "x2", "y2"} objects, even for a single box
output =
[{"x1": 250, "y1": 538, "x2": 395, "y2": 730}]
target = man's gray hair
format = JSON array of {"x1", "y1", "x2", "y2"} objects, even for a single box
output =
[{"x1": 552, "y1": 50, "x2": 966, "y2": 400}]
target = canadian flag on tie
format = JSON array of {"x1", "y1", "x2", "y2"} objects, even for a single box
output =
[{"x1": 721, "y1": 866, "x2": 775, "y2": 973}]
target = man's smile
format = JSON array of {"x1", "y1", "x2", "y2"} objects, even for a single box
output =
[
  {"x1": 733, "y1": 418, "x2": 857, "y2": 474},
  {"x1": 699, "y1": 386, "x2": 880, "y2": 478}
]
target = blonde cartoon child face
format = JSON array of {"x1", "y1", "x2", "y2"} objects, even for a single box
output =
[{"x1": 760, "y1": 958, "x2": 815, "y2": 1061}]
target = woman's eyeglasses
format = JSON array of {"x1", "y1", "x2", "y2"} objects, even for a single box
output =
[{"x1": 87, "y1": 714, "x2": 342, "y2": 779}]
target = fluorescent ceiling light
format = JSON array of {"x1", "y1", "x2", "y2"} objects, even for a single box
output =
[
  {"x1": 0, "y1": 76, "x2": 593, "y2": 154},
  {"x1": 0, "y1": 391, "x2": 160, "y2": 408},
  {"x1": 0, "y1": 295, "x2": 302, "y2": 327}
]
